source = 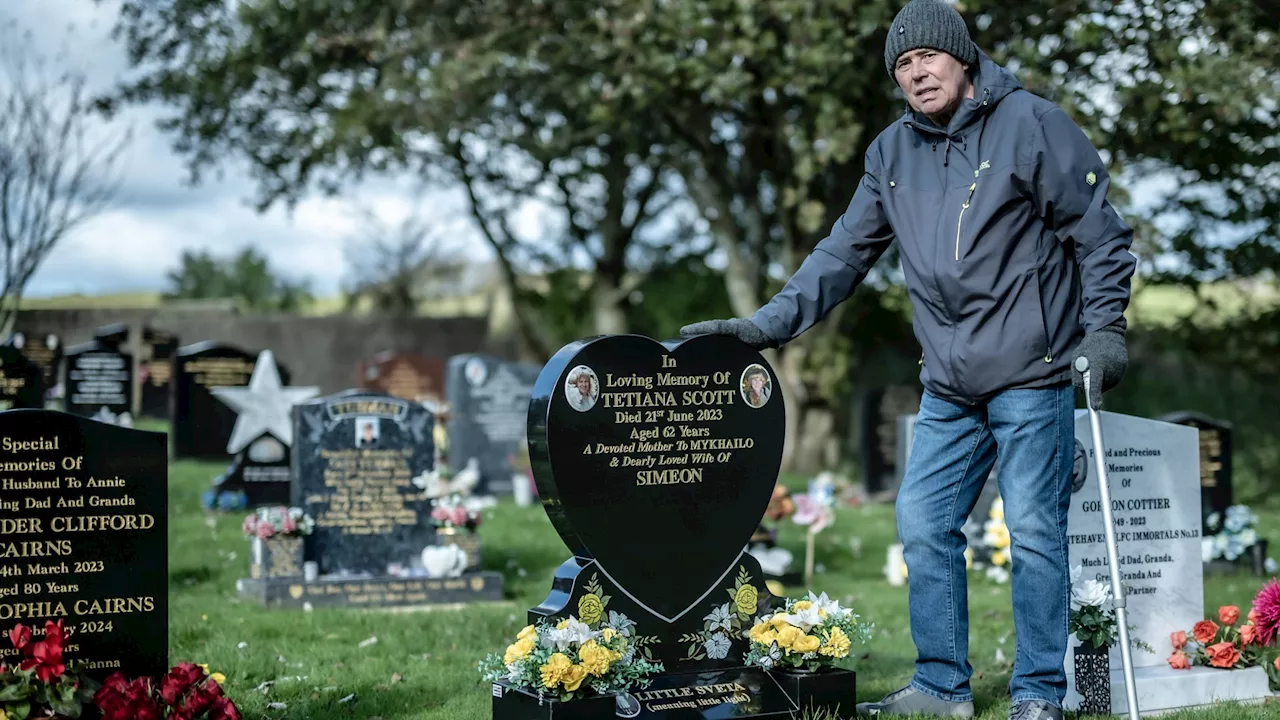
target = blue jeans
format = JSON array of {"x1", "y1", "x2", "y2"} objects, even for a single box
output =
[{"x1": 895, "y1": 383, "x2": 1074, "y2": 708}]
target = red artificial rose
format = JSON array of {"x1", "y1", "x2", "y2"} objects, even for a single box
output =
[
  {"x1": 1219, "y1": 605, "x2": 1241, "y2": 626},
  {"x1": 1241, "y1": 623, "x2": 1258, "y2": 646},
  {"x1": 1192, "y1": 620, "x2": 1220, "y2": 645},
  {"x1": 1170, "y1": 630, "x2": 1187, "y2": 650},
  {"x1": 9, "y1": 624, "x2": 30, "y2": 651},
  {"x1": 210, "y1": 696, "x2": 243, "y2": 720},
  {"x1": 43, "y1": 619, "x2": 66, "y2": 648},
  {"x1": 1167, "y1": 650, "x2": 1191, "y2": 669},
  {"x1": 175, "y1": 677, "x2": 224, "y2": 719},
  {"x1": 1206, "y1": 641, "x2": 1241, "y2": 668},
  {"x1": 161, "y1": 662, "x2": 207, "y2": 705}
]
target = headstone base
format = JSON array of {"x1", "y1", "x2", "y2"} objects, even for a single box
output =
[
  {"x1": 768, "y1": 667, "x2": 856, "y2": 719},
  {"x1": 1065, "y1": 663, "x2": 1273, "y2": 716},
  {"x1": 620, "y1": 667, "x2": 797, "y2": 718},
  {"x1": 491, "y1": 681, "x2": 620, "y2": 720},
  {"x1": 236, "y1": 572, "x2": 504, "y2": 609}
]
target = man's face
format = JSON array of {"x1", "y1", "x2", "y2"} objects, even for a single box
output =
[{"x1": 894, "y1": 48, "x2": 972, "y2": 124}]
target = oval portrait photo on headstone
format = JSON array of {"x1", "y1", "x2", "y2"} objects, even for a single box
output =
[
  {"x1": 740, "y1": 363, "x2": 771, "y2": 408},
  {"x1": 564, "y1": 364, "x2": 599, "y2": 412}
]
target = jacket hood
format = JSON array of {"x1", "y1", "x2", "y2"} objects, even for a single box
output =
[{"x1": 902, "y1": 48, "x2": 1021, "y2": 137}]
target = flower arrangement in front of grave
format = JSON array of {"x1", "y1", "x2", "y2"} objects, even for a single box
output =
[
  {"x1": 478, "y1": 612, "x2": 665, "y2": 703},
  {"x1": 744, "y1": 591, "x2": 874, "y2": 673},
  {"x1": 1067, "y1": 566, "x2": 1154, "y2": 655},
  {"x1": 1203, "y1": 505, "x2": 1276, "y2": 571},
  {"x1": 1169, "y1": 581, "x2": 1280, "y2": 689},
  {"x1": 240, "y1": 506, "x2": 314, "y2": 540},
  {"x1": 429, "y1": 494, "x2": 483, "y2": 533},
  {"x1": 93, "y1": 661, "x2": 241, "y2": 720},
  {"x1": 0, "y1": 620, "x2": 101, "y2": 719},
  {"x1": 963, "y1": 496, "x2": 1010, "y2": 584}
]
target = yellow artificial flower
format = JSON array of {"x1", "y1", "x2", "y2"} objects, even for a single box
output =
[
  {"x1": 734, "y1": 585, "x2": 759, "y2": 615},
  {"x1": 540, "y1": 653, "x2": 573, "y2": 688},
  {"x1": 964, "y1": 547, "x2": 974, "y2": 569},
  {"x1": 820, "y1": 627, "x2": 851, "y2": 658},
  {"x1": 557, "y1": 619, "x2": 570, "y2": 630},
  {"x1": 601, "y1": 627, "x2": 618, "y2": 642},
  {"x1": 793, "y1": 634, "x2": 822, "y2": 654},
  {"x1": 792, "y1": 601, "x2": 813, "y2": 612},
  {"x1": 505, "y1": 637, "x2": 536, "y2": 664},
  {"x1": 769, "y1": 615, "x2": 792, "y2": 629},
  {"x1": 992, "y1": 550, "x2": 1008, "y2": 567},
  {"x1": 0, "y1": 708, "x2": 8, "y2": 720},
  {"x1": 579, "y1": 640, "x2": 616, "y2": 677},
  {"x1": 776, "y1": 626, "x2": 804, "y2": 650},
  {"x1": 562, "y1": 663, "x2": 588, "y2": 692},
  {"x1": 517, "y1": 624, "x2": 537, "y2": 642},
  {"x1": 578, "y1": 593, "x2": 604, "y2": 625}
]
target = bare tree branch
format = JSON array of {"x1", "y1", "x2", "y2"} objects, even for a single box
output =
[{"x1": 0, "y1": 27, "x2": 130, "y2": 335}]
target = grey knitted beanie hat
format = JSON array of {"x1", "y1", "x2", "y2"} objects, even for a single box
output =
[{"x1": 884, "y1": 0, "x2": 978, "y2": 77}]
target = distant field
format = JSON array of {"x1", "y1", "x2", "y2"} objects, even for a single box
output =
[{"x1": 20, "y1": 279, "x2": 1279, "y2": 326}]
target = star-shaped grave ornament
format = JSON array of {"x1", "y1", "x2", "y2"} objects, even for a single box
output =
[{"x1": 211, "y1": 350, "x2": 320, "y2": 453}]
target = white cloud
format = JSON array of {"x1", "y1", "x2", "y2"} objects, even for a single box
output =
[{"x1": 7, "y1": 0, "x2": 496, "y2": 299}]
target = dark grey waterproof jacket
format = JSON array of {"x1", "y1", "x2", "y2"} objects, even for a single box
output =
[{"x1": 751, "y1": 51, "x2": 1136, "y2": 404}]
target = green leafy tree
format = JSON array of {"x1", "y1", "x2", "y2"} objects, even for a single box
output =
[
  {"x1": 163, "y1": 246, "x2": 313, "y2": 312},
  {"x1": 106, "y1": 1, "x2": 1279, "y2": 470}
]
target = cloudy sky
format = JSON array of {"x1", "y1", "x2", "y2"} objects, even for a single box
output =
[{"x1": 8, "y1": 0, "x2": 500, "y2": 299}]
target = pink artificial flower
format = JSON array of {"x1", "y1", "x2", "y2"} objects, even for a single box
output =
[
  {"x1": 431, "y1": 506, "x2": 450, "y2": 522},
  {"x1": 281, "y1": 516, "x2": 297, "y2": 534},
  {"x1": 255, "y1": 523, "x2": 275, "y2": 540},
  {"x1": 1252, "y1": 579, "x2": 1280, "y2": 647},
  {"x1": 450, "y1": 506, "x2": 469, "y2": 526}
]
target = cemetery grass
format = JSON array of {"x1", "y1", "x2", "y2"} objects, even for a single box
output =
[{"x1": 167, "y1": 461, "x2": 1280, "y2": 720}]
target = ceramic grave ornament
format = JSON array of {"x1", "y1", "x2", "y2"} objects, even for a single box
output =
[{"x1": 503, "y1": 334, "x2": 803, "y2": 718}]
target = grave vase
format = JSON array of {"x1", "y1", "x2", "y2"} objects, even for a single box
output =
[
  {"x1": 1249, "y1": 539, "x2": 1269, "y2": 577},
  {"x1": 251, "y1": 534, "x2": 305, "y2": 580},
  {"x1": 436, "y1": 526, "x2": 481, "y2": 571},
  {"x1": 1073, "y1": 643, "x2": 1111, "y2": 715},
  {"x1": 769, "y1": 666, "x2": 857, "y2": 719}
]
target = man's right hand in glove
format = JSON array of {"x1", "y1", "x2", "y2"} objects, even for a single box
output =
[{"x1": 678, "y1": 318, "x2": 776, "y2": 350}]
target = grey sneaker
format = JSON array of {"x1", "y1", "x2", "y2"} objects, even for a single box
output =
[
  {"x1": 855, "y1": 685, "x2": 975, "y2": 717},
  {"x1": 1009, "y1": 700, "x2": 1064, "y2": 720}
]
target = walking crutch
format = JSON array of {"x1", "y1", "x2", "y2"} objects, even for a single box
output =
[{"x1": 1076, "y1": 355, "x2": 1140, "y2": 720}]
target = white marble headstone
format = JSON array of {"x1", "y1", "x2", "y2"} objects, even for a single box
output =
[{"x1": 1066, "y1": 410, "x2": 1202, "y2": 669}]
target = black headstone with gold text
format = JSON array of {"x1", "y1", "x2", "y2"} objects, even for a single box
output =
[
  {"x1": 171, "y1": 342, "x2": 290, "y2": 460},
  {"x1": 0, "y1": 409, "x2": 167, "y2": 681},
  {"x1": 495, "y1": 334, "x2": 804, "y2": 719}
]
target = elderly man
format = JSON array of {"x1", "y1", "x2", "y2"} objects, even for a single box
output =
[{"x1": 680, "y1": 1, "x2": 1136, "y2": 718}]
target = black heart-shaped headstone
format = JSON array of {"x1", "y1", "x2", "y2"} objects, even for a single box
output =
[{"x1": 528, "y1": 334, "x2": 784, "y2": 622}]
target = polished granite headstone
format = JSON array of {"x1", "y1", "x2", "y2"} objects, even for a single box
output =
[
  {"x1": 502, "y1": 334, "x2": 806, "y2": 719},
  {"x1": 0, "y1": 409, "x2": 168, "y2": 681},
  {"x1": 0, "y1": 345, "x2": 45, "y2": 410},
  {"x1": 138, "y1": 327, "x2": 178, "y2": 420},
  {"x1": 212, "y1": 433, "x2": 293, "y2": 507},
  {"x1": 446, "y1": 354, "x2": 540, "y2": 495},
  {"x1": 9, "y1": 332, "x2": 61, "y2": 394},
  {"x1": 292, "y1": 390, "x2": 437, "y2": 575},
  {"x1": 172, "y1": 342, "x2": 290, "y2": 460},
  {"x1": 1156, "y1": 410, "x2": 1232, "y2": 535},
  {"x1": 63, "y1": 339, "x2": 133, "y2": 422}
]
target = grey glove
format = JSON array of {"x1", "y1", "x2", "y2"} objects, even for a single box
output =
[
  {"x1": 1071, "y1": 325, "x2": 1127, "y2": 409},
  {"x1": 678, "y1": 318, "x2": 776, "y2": 350}
]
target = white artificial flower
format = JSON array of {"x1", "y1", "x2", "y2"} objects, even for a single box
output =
[
  {"x1": 1072, "y1": 579, "x2": 1112, "y2": 608},
  {"x1": 806, "y1": 591, "x2": 844, "y2": 618},
  {"x1": 1202, "y1": 538, "x2": 1216, "y2": 562},
  {"x1": 986, "y1": 566, "x2": 1010, "y2": 583},
  {"x1": 1239, "y1": 528, "x2": 1259, "y2": 548},
  {"x1": 1070, "y1": 565, "x2": 1083, "y2": 586}
]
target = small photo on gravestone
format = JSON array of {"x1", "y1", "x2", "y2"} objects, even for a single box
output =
[
  {"x1": 563, "y1": 365, "x2": 598, "y2": 412},
  {"x1": 355, "y1": 417, "x2": 380, "y2": 448},
  {"x1": 740, "y1": 363, "x2": 772, "y2": 409}
]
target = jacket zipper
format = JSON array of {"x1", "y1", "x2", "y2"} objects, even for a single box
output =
[{"x1": 955, "y1": 182, "x2": 977, "y2": 260}]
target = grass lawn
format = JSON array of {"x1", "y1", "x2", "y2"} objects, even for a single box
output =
[{"x1": 166, "y1": 457, "x2": 1280, "y2": 719}]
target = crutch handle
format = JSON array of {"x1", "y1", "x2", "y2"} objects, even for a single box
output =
[{"x1": 1074, "y1": 356, "x2": 1089, "y2": 373}]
